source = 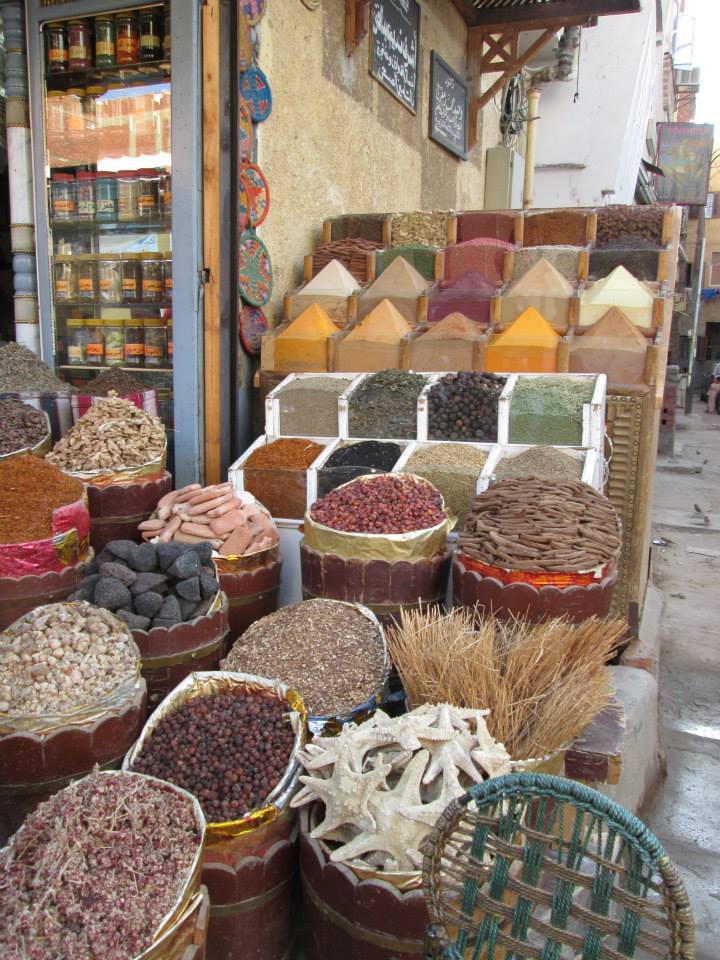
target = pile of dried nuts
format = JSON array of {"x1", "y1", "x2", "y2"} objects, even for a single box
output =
[
  {"x1": 0, "y1": 771, "x2": 202, "y2": 960},
  {"x1": 310, "y1": 474, "x2": 445, "y2": 535},
  {"x1": 72, "y1": 540, "x2": 220, "y2": 632},
  {"x1": 139, "y1": 483, "x2": 278, "y2": 556},
  {"x1": 222, "y1": 599, "x2": 386, "y2": 717},
  {"x1": 131, "y1": 688, "x2": 296, "y2": 822},
  {"x1": 46, "y1": 392, "x2": 165, "y2": 472},
  {"x1": 459, "y1": 477, "x2": 621, "y2": 572},
  {"x1": 0, "y1": 398, "x2": 48, "y2": 455},
  {"x1": 0, "y1": 602, "x2": 138, "y2": 716}
]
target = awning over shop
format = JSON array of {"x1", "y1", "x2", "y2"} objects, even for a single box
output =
[{"x1": 450, "y1": 0, "x2": 641, "y2": 29}]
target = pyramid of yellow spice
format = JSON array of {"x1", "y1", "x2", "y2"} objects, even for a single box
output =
[
  {"x1": 485, "y1": 306, "x2": 560, "y2": 373},
  {"x1": 579, "y1": 265, "x2": 654, "y2": 329},
  {"x1": 274, "y1": 303, "x2": 339, "y2": 371},
  {"x1": 344, "y1": 298, "x2": 412, "y2": 344}
]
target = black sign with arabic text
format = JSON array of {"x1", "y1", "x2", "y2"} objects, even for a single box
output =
[
  {"x1": 370, "y1": 0, "x2": 420, "y2": 114},
  {"x1": 429, "y1": 51, "x2": 468, "y2": 160}
]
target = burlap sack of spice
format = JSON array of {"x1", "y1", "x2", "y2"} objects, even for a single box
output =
[
  {"x1": 303, "y1": 473, "x2": 452, "y2": 562},
  {"x1": 124, "y1": 671, "x2": 307, "y2": 845}
]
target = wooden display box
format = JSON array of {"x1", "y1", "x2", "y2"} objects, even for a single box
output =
[
  {"x1": 333, "y1": 329, "x2": 412, "y2": 373},
  {"x1": 407, "y1": 326, "x2": 485, "y2": 372},
  {"x1": 322, "y1": 213, "x2": 392, "y2": 245},
  {"x1": 283, "y1": 288, "x2": 359, "y2": 329},
  {"x1": 520, "y1": 208, "x2": 597, "y2": 247},
  {"x1": 260, "y1": 326, "x2": 336, "y2": 373},
  {"x1": 505, "y1": 247, "x2": 590, "y2": 284}
]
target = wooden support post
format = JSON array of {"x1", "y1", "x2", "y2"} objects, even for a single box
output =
[
  {"x1": 345, "y1": 0, "x2": 369, "y2": 56},
  {"x1": 202, "y1": 0, "x2": 221, "y2": 484}
]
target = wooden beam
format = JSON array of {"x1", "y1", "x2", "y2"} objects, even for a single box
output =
[
  {"x1": 202, "y1": 0, "x2": 222, "y2": 484},
  {"x1": 345, "y1": 0, "x2": 369, "y2": 56},
  {"x1": 471, "y1": 27, "x2": 555, "y2": 117}
]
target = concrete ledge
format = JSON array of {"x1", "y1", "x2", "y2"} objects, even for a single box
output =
[
  {"x1": 592, "y1": 666, "x2": 664, "y2": 815},
  {"x1": 621, "y1": 582, "x2": 664, "y2": 676},
  {"x1": 655, "y1": 460, "x2": 702, "y2": 475}
]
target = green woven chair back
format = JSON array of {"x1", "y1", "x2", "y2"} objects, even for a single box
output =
[
  {"x1": 377, "y1": 244, "x2": 438, "y2": 281},
  {"x1": 422, "y1": 773, "x2": 694, "y2": 960}
]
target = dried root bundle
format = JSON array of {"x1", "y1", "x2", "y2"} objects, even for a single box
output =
[{"x1": 386, "y1": 606, "x2": 626, "y2": 761}]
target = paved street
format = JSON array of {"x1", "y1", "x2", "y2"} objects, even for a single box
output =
[{"x1": 647, "y1": 408, "x2": 720, "y2": 959}]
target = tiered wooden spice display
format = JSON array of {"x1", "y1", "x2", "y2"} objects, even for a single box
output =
[{"x1": 257, "y1": 204, "x2": 680, "y2": 622}]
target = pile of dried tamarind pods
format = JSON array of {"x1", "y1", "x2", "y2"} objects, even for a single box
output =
[
  {"x1": 458, "y1": 477, "x2": 621, "y2": 572},
  {"x1": 138, "y1": 483, "x2": 279, "y2": 556}
]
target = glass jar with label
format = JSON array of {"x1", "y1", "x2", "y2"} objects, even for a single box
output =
[
  {"x1": 104, "y1": 319, "x2": 125, "y2": 366},
  {"x1": 46, "y1": 23, "x2": 68, "y2": 74},
  {"x1": 137, "y1": 169, "x2": 160, "y2": 218},
  {"x1": 66, "y1": 318, "x2": 87, "y2": 365},
  {"x1": 164, "y1": 255, "x2": 172, "y2": 300},
  {"x1": 96, "y1": 173, "x2": 118, "y2": 221},
  {"x1": 50, "y1": 174, "x2": 76, "y2": 222},
  {"x1": 75, "y1": 171, "x2": 96, "y2": 221},
  {"x1": 65, "y1": 87, "x2": 86, "y2": 135},
  {"x1": 117, "y1": 170, "x2": 139, "y2": 221},
  {"x1": 167, "y1": 315, "x2": 173, "y2": 362},
  {"x1": 46, "y1": 91, "x2": 66, "y2": 139},
  {"x1": 121, "y1": 254, "x2": 142, "y2": 302},
  {"x1": 77, "y1": 255, "x2": 98, "y2": 301},
  {"x1": 95, "y1": 16, "x2": 116, "y2": 67},
  {"x1": 86, "y1": 320, "x2": 104, "y2": 366},
  {"x1": 68, "y1": 20, "x2": 92, "y2": 70},
  {"x1": 141, "y1": 252, "x2": 164, "y2": 302},
  {"x1": 54, "y1": 256, "x2": 77, "y2": 301},
  {"x1": 139, "y1": 8, "x2": 163, "y2": 62},
  {"x1": 163, "y1": 5, "x2": 171, "y2": 60},
  {"x1": 116, "y1": 13, "x2": 139, "y2": 65},
  {"x1": 159, "y1": 171, "x2": 172, "y2": 216},
  {"x1": 98, "y1": 253, "x2": 122, "y2": 303},
  {"x1": 124, "y1": 318, "x2": 144, "y2": 366},
  {"x1": 144, "y1": 317, "x2": 167, "y2": 367}
]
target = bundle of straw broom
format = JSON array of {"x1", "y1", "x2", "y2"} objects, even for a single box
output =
[{"x1": 386, "y1": 606, "x2": 627, "y2": 761}]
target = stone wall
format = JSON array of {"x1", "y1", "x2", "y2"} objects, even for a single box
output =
[{"x1": 256, "y1": 0, "x2": 500, "y2": 321}]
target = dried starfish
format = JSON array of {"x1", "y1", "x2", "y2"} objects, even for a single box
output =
[
  {"x1": 294, "y1": 754, "x2": 391, "y2": 840},
  {"x1": 299, "y1": 722, "x2": 366, "y2": 773},
  {"x1": 330, "y1": 751, "x2": 431, "y2": 871},
  {"x1": 421, "y1": 729, "x2": 485, "y2": 785},
  {"x1": 402, "y1": 762, "x2": 466, "y2": 828},
  {"x1": 470, "y1": 714, "x2": 512, "y2": 779}
]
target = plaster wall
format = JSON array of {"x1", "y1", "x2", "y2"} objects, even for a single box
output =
[
  {"x1": 256, "y1": 0, "x2": 499, "y2": 321},
  {"x1": 532, "y1": 3, "x2": 658, "y2": 208}
]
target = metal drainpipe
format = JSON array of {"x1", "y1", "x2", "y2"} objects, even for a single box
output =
[
  {"x1": 522, "y1": 87, "x2": 541, "y2": 210},
  {"x1": 2, "y1": 1, "x2": 39, "y2": 355}
]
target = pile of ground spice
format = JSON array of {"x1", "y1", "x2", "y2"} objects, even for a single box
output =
[
  {"x1": 222, "y1": 599, "x2": 386, "y2": 717},
  {"x1": 348, "y1": 370, "x2": 426, "y2": 439},
  {"x1": 508, "y1": 377, "x2": 595, "y2": 447},
  {"x1": 493, "y1": 445, "x2": 583, "y2": 482},
  {"x1": 83, "y1": 368, "x2": 145, "y2": 396},
  {"x1": 0, "y1": 399, "x2": 48, "y2": 455},
  {"x1": 0, "y1": 454, "x2": 84, "y2": 544},
  {"x1": 244, "y1": 438, "x2": 325, "y2": 470},
  {"x1": 0, "y1": 341, "x2": 73, "y2": 394},
  {"x1": 278, "y1": 377, "x2": 351, "y2": 436}
]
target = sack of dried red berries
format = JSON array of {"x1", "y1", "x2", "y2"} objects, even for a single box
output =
[{"x1": 302, "y1": 472, "x2": 452, "y2": 562}]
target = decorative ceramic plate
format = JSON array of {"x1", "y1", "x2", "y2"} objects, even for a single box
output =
[
  {"x1": 240, "y1": 305, "x2": 269, "y2": 356},
  {"x1": 238, "y1": 7, "x2": 254, "y2": 72},
  {"x1": 239, "y1": 66, "x2": 272, "y2": 123},
  {"x1": 240, "y1": 0, "x2": 266, "y2": 26},
  {"x1": 238, "y1": 176, "x2": 250, "y2": 232},
  {"x1": 238, "y1": 99, "x2": 253, "y2": 163},
  {"x1": 238, "y1": 232, "x2": 273, "y2": 307},
  {"x1": 239, "y1": 162, "x2": 270, "y2": 228}
]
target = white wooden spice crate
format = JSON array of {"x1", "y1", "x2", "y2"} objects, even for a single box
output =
[
  {"x1": 308, "y1": 437, "x2": 410, "y2": 504},
  {"x1": 264, "y1": 372, "x2": 361, "y2": 438},
  {"x1": 228, "y1": 433, "x2": 333, "y2": 523},
  {"x1": 339, "y1": 373, "x2": 431, "y2": 441},
  {"x1": 416, "y1": 373, "x2": 507, "y2": 445},
  {"x1": 480, "y1": 444, "x2": 601, "y2": 493},
  {"x1": 497, "y1": 373, "x2": 606, "y2": 453}
]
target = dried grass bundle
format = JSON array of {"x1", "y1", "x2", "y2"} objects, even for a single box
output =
[{"x1": 386, "y1": 607, "x2": 627, "y2": 761}]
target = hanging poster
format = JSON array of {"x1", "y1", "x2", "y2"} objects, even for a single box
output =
[
  {"x1": 370, "y1": 0, "x2": 420, "y2": 114},
  {"x1": 429, "y1": 51, "x2": 467, "y2": 160},
  {"x1": 655, "y1": 122, "x2": 714, "y2": 205}
]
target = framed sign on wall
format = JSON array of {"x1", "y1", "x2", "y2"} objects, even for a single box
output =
[
  {"x1": 370, "y1": 0, "x2": 420, "y2": 114},
  {"x1": 429, "y1": 51, "x2": 468, "y2": 160}
]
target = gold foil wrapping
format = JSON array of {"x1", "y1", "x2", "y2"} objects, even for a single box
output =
[{"x1": 124, "y1": 671, "x2": 307, "y2": 846}]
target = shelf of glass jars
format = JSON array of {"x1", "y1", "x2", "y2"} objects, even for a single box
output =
[
  {"x1": 53, "y1": 301, "x2": 172, "y2": 310},
  {"x1": 50, "y1": 217, "x2": 171, "y2": 234},
  {"x1": 46, "y1": 59, "x2": 171, "y2": 91},
  {"x1": 57, "y1": 364, "x2": 173, "y2": 374}
]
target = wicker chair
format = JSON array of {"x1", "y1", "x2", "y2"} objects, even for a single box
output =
[{"x1": 422, "y1": 773, "x2": 694, "y2": 960}]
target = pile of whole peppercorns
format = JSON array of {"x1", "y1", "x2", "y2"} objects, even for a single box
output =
[
  {"x1": 427, "y1": 372, "x2": 506, "y2": 442},
  {"x1": 131, "y1": 689, "x2": 296, "y2": 822},
  {"x1": 309, "y1": 474, "x2": 445, "y2": 535}
]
